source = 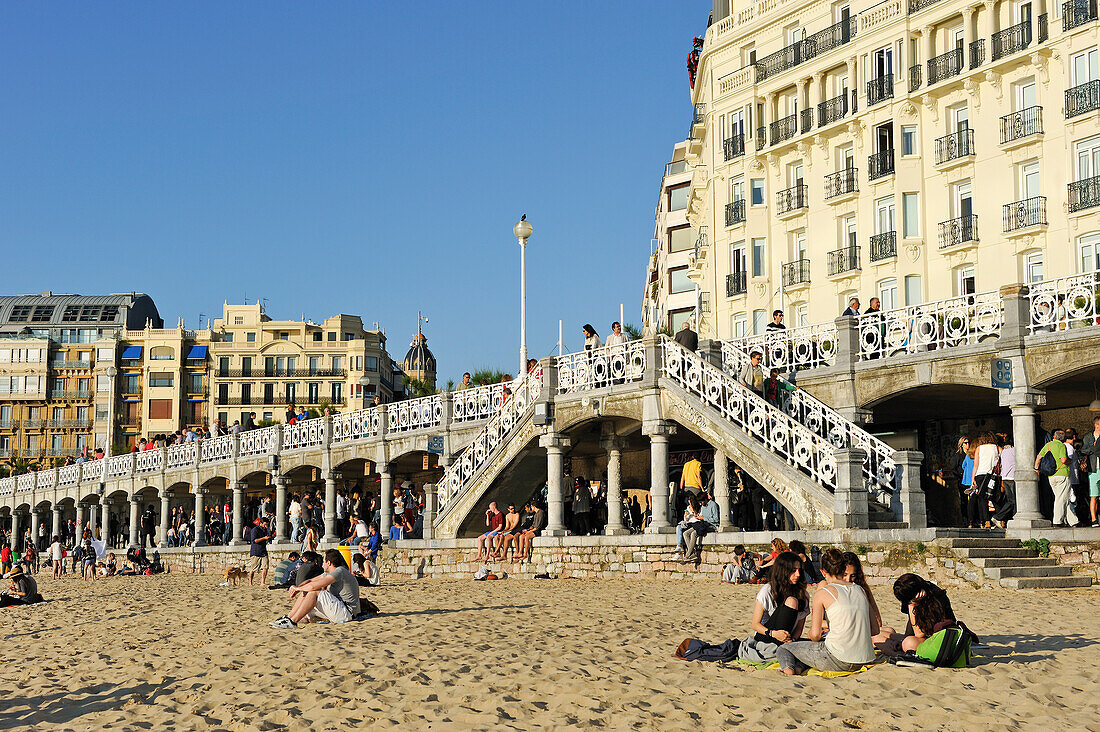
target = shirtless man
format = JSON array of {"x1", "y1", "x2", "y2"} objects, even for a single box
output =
[{"x1": 491, "y1": 504, "x2": 522, "y2": 560}]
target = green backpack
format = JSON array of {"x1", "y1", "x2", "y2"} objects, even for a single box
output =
[{"x1": 915, "y1": 626, "x2": 972, "y2": 668}]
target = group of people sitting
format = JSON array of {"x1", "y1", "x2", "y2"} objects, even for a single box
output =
[{"x1": 473, "y1": 501, "x2": 547, "y2": 562}]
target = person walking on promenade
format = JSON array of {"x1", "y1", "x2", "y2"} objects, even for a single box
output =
[
  {"x1": 605, "y1": 321, "x2": 628, "y2": 346},
  {"x1": 842, "y1": 297, "x2": 861, "y2": 317},
  {"x1": 582, "y1": 324, "x2": 601, "y2": 351},
  {"x1": 1081, "y1": 415, "x2": 1100, "y2": 527},
  {"x1": 766, "y1": 310, "x2": 786, "y2": 331},
  {"x1": 738, "y1": 351, "x2": 765, "y2": 396},
  {"x1": 1035, "y1": 429, "x2": 1076, "y2": 527}
]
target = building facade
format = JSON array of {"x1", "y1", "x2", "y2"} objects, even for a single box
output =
[{"x1": 674, "y1": 0, "x2": 1100, "y2": 339}]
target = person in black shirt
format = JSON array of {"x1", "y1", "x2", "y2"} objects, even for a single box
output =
[
  {"x1": 247, "y1": 519, "x2": 271, "y2": 587},
  {"x1": 673, "y1": 321, "x2": 698, "y2": 352}
]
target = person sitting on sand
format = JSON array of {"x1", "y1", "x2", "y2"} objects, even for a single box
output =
[
  {"x1": 892, "y1": 573, "x2": 960, "y2": 650},
  {"x1": 776, "y1": 548, "x2": 879, "y2": 675},
  {"x1": 842, "y1": 551, "x2": 889, "y2": 643},
  {"x1": 270, "y1": 551, "x2": 303, "y2": 589},
  {"x1": 673, "y1": 496, "x2": 705, "y2": 562},
  {"x1": 104, "y1": 552, "x2": 118, "y2": 576},
  {"x1": 904, "y1": 592, "x2": 956, "y2": 654},
  {"x1": 736, "y1": 551, "x2": 810, "y2": 662},
  {"x1": 498, "y1": 501, "x2": 535, "y2": 561},
  {"x1": 721, "y1": 544, "x2": 763, "y2": 583},
  {"x1": 269, "y1": 549, "x2": 361, "y2": 629},
  {"x1": 760, "y1": 538, "x2": 788, "y2": 570},
  {"x1": 515, "y1": 502, "x2": 546, "y2": 561},
  {"x1": 788, "y1": 540, "x2": 823, "y2": 585},
  {"x1": 474, "y1": 502, "x2": 504, "y2": 562},
  {"x1": 0, "y1": 565, "x2": 43, "y2": 607},
  {"x1": 491, "y1": 504, "x2": 522, "y2": 560}
]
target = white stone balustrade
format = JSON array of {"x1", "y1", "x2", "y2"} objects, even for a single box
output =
[
  {"x1": 858, "y1": 290, "x2": 1002, "y2": 360},
  {"x1": 1029, "y1": 268, "x2": 1100, "y2": 333},
  {"x1": 331, "y1": 408, "x2": 382, "y2": 443},
  {"x1": 722, "y1": 322, "x2": 838, "y2": 374},
  {"x1": 387, "y1": 394, "x2": 444, "y2": 434},
  {"x1": 556, "y1": 341, "x2": 646, "y2": 394}
]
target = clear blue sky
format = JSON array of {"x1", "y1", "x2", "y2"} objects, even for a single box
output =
[{"x1": 1, "y1": 2, "x2": 705, "y2": 384}]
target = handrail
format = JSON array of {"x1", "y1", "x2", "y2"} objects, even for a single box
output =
[
  {"x1": 858, "y1": 290, "x2": 1002, "y2": 359},
  {"x1": 557, "y1": 341, "x2": 646, "y2": 394}
]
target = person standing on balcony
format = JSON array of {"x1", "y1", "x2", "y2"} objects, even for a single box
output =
[
  {"x1": 605, "y1": 321, "x2": 627, "y2": 346},
  {"x1": 766, "y1": 310, "x2": 786, "y2": 331},
  {"x1": 674, "y1": 321, "x2": 698, "y2": 352},
  {"x1": 582, "y1": 324, "x2": 601, "y2": 351},
  {"x1": 842, "y1": 297, "x2": 861, "y2": 317}
]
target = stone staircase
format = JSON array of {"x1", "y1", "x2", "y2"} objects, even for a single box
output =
[
  {"x1": 869, "y1": 501, "x2": 905, "y2": 530},
  {"x1": 946, "y1": 537, "x2": 1094, "y2": 589}
]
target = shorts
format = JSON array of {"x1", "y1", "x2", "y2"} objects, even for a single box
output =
[
  {"x1": 1090, "y1": 472, "x2": 1100, "y2": 498},
  {"x1": 248, "y1": 555, "x2": 269, "y2": 572},
  {"x1": 307, "y1": 590, "x2": 353, "y2": 623},
  {"x1": 481, "y1": 530, "x2": 500, "y2": 539}
]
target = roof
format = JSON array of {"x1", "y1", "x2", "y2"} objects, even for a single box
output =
[
  {"x1": 0, "y1": 293, "x2": 162, "y2": 330},
  {"x1": 403, "y1": 334, "x2": 436, "y2": 373}
]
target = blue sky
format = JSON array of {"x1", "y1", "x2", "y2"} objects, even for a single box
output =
[{"x1": 1, "y1": 2, "x2": 704, "y2": 384}]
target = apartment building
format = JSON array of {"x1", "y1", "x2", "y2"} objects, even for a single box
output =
[{"x1": 675, "y1": 0, "x2": 1100, "y2": 339}]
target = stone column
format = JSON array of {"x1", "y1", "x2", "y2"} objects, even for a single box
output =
[
  {"x1": 11, "y1": 511, "x2": 21, "y2": 550},
  {"x1": 322, "y1": 470, "x2": 338, "y2": 543},
  {"x1": 231, "y1": 481, "x2": 246, "y2": 545},
  {"x1": 602, "y1": 436, "x2": 628, "y2": 536},
  {"x1": 128, "y1": 495, "x2": 140, "y2": 547},
  {"x1": 846, "y1": 57, "x2": 858, "y2": 104},
  {"x1": 962, "y1": 7, "x2": 976, "y2": 56},
  {"x1": 812, "y1": 71, "x2": 824, "y2": 111},
  {"x1": 833, "y1": 448, "x2": 869, "y2": 529},
  {"x1": 983, "y1": 0, "x2": 997, "y2": 41},
  {"x1": 273, "y1": 475, "x2": 288, "y2": 543},
  {"x1": 51, "y1": 505, "x2": 61, "y2": 540},
  {"x1": 714, "y1": 449, "x2": 734, "y2": 532},
  {"x1": 421, "y1": 483, "x2": 436, "y2": 541},
  {"x1": 379, "y1": 466, "x2": 393, "y2": 540},
  {"x1": 29, "y1": 509, "x2": 40, "y2": 550},
  {"x1": 894, "y1": 450, "x2": 927, "y2": 529},
  {"x1": 1008, "y1": 394, "x2": 1049, "y2": 528},
  {"x1": 89, "y1": 503, "x2": 98, "y2": 539},
  {"x1": 644, "y1": 421, "x2": 675, "y2": 532},
  {"x1": 192, "y1": 487, "x2": 206, "y2": 547},
  {"x1": 923, "y1": 25, "x2": 934, "y2": 65},
  {"x1": 539, "y1": 433, "x2": 571, "y2": 536},
  {"x1": 157, "y1": 488, "x2": 171, "y2": 546}
]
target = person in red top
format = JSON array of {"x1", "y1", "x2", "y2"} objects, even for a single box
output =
[{"x1": 473, "y1": 502, "x2": 504, "y2": 562}]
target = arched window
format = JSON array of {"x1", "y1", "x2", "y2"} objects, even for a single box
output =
[{"x1": 149, "y1": 346, "x2": 174, "y2": 361}]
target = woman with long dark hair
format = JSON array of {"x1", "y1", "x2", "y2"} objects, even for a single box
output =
[
  {"x1": 736, "y1": 551, "x2": 810, "y2": 663},
  {"x1": 970, "y1": 431, "x2": 1000, "y2": 528}
]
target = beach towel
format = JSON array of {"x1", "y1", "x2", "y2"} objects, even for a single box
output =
[{"x1": 721, "y1": 656, "x2": 881, "y2": 677}]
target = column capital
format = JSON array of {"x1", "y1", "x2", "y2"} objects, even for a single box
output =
[
  {"x1": 538, "y1": 433, "x2": 571, "y2": 451},
  {"x1": 1000, "y1": 389, "x2": 1046, "y2": 409},
  {"x1": 233, "y1": 481, "x2": 247, "y2": 492},
  {"x1": 642, "y1": 420, "x2": 676, "y2": 438},
  {"x1": 921, "y1": 23, "x2": 934, "y2": 35},
  {"x1": 600, "y1": 434, "x2": 626, "y2": 452}
]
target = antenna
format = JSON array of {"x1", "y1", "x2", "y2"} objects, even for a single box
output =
[
  {"x1": 417, "y1": 310, "x2": 429, "y2": 339},
  {"x1": 198, "y1": 313, "x2": 207, "y2": 329}
]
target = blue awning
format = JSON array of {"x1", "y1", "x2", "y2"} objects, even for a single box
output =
[
  {"x1": 186, "y1": 345, "x2": 208, "y2": 360},
  {"x1": 187, "y1": 397, "x2": 206, "y2": 402},
  {"x1": 121, "y1": 346, "x2": 142, "y2": 360}
]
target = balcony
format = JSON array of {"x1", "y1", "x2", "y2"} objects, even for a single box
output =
[
  {"x1": 726, "y1": 272, "x2": 747, "y2": 297},
  {"x1": 868, "y1": 148, "x2": 895, "y2": 180},
  {"x1": 867, "y1": 74, "x2": 893, "y2": 106},
  {"x1": 806, "y1": 17, "x2": 857, "y2": 55},
  {"x1": 928, "y1": 47, "x2": 963, "y2": 85},
  {"x1": 769, "y1": 113, "x2": 798, "y2": 146},
  {"x1": 49, "y1": 390, "x2": 92, "y2": 400},
  {"x1": 725, "y1": 199, "x2": 746, "y2": 227},
  {"x1": 969, "y1": 39, "x2": 985, "y2": 69},
  {"x1": 909, "y1": 64, "x2": 922, "y2": 92},
  {"x1": 827, "y1": 246, "x2": 861, "y2": 276},
  {"x1": 1003, "y1": 196, "x2": 1047, "y2": 232},
  {"x1": 22, "y1": 420, "x2": 45, "y2": 429},
  {"x1": 909, "y1": 0, "x2": 943, "y2": 12},
  {"x1": 776, "y1": 184, "x2": 808, "y2": 215},
  {"x1": 824, "y1": 168, "x2": 859, "y2": 200},
  {"x1": 46, "y1": 419, "x2": 93, "y2": 429},
  {"x1": 723, "y1": 134, "x2": 745, "y2": 161},
  {"x1": 1064, "y1": 0, "x2": 1098, "y2": 30},
  {"x1": 870, "y1": 231, "x2": 898, "y2": 261},
  {"x1": 800, "y1": 108, "x2": 815, "y2": 134},
  {"x1": 1000, "y1": 106, "x2": 1043, "y2": 144},
  {"x1": 992, "y1": 20, "x2": 1032, "y2": 61},
  {"x1": 1069, "y1": 175, "x2": 1100, "y2": 212},
  {"x1": 934, "y1": 129, "x2": 975, "y2": 165},
  {"x1": 688, "y1": 103, "x2": 706, "y2": 138},
  {"x1": 1066, "y1": 80, "x2": 1100, "y2": 118},
  {"x1": 0, "y1": 420, "x2": 17, "y2": 430},
  {"x1": 817, "y1": 92, "x2": 850, "y2": 127},
  {"x1": 46, "y1": 448, "x2": 71, "y2": 457},
  {"x1": 51, "y1": 360, "x2": 92, "y2": 369},
  {"x1": 1039, "y1": 13, "x2": 1049, "y2": 41},
  {"x1": 219, "y1": 368, "x2": 348, "y2": 378},
  {"x1": 782, "y1": 259, "x2": 811, "y2": 289},
  {"x1": 939, "y1": 215, "x2": 979, "y2": 249},
  {"x1": 756, "y1": 41, "x2": 808, "y2": 82}
]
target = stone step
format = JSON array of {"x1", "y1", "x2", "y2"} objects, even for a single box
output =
[
  {"x1": 983, "y1": 565, "x2": 1075, "y2": 579},
  {"x1": 869, "y1": 521, "x2": 907, "y2": 529},
  {"x1": 944, "y1": 537, "x2": 1021, "y2": 549},
  {"x1": 999, "y1": 575, "x2": 1094, "y2": 589},
  {"x1": 955, "y1": 547, "x2": 1036, "y2": 559},
  {"x1": 969, "y1": 556, "x2": 1059, "y2": 568}
]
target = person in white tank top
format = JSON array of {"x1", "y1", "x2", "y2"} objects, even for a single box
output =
[{"x1": 777, "y1": 548, "x2": 880, "y2": 675}]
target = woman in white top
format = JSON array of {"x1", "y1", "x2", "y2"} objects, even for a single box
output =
[
  {"x1": 50, "y1": 536, "x2": 64, "y2": 580},
  {"x1": 970, "y1": 432, "x2": 1000, "y2": 529},
  {"x1": 777, "y1": 548, "x2": 879, "y2": 675},
  {"x1": 582, "y1": 324, "x2": 601, "y2": 351}
]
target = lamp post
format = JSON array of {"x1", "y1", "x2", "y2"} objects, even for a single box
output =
[
  {"x1": 514, "y1": 216, "x2": 533, "y2": 376},
  {"x1": 359, "y1": 375, "x2": 371, "y2": 408},
  {"x1": 105, "y1": 365, "x2": 117, "y2": 455}
]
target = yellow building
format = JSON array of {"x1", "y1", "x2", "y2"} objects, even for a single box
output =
[{"x1": 665, "y1": 0, "x2": 1100, "y2": 338}]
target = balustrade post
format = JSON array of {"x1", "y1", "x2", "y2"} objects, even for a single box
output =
[
  {"x1": 128, "y1": 494, "x2": 140, "y2": 547},
  {"x1": 643, "y1": 420, "x2": 676, "y2": 532},
  {"x1": 997, "y1": 283, "x2": 1031, "y2": 347},
  {"x1": 273, "y1": 475, "x2": 289, "y2": 543},
  {"x1": 895, "y1": 450, "x2": 927, "y2": 529},
  {"x1": 440, "y1": 391, "x2": 454, "y2": 466},
  {"x1": 831, "y1": 316, "x2": 871, "y2": 424},
  {"x1": 695, "y1": 339, "x2": 724, "y2": 370},
  {"x1": 539, "y1": 433, "x2": 571, "y2": 536},
  {"x1": 379, "y1": 465, "x2": 394, "y2": 541},
  {"x1": 421, "y1": 483, "x2": 436, "y2": 541},
  {"x1": 833, "y1": 448, "x2": 869, "y2": 529},
  {"x1": 157, "y1": 487, "x2": 171, "y2": 546},
  {"x1": 231, "y1": 481, "x2": 246, "y2": 545},
  {"x1": 1004, "y1": 390, "x2": 1049, "y2": 529},
  {"x1": 601, "y1": 434, "x2": 628, "y2": 536},
  {"x1": 192, "y1": 487, "x2": 207, "y2": 547},
  {"x1": 641, "y1": 336, "x2": 662, "y2": 389},
  {"x1": 713, "y1": 449, "x2": 734, "y2": 532}
]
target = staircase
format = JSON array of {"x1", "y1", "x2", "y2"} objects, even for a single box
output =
[{"x1": 945, "y1": 537, "x2": 1093, "y2": 589}]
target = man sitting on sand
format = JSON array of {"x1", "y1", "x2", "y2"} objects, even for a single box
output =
[
  {"x1": 491, "y1": 504, "x2": 522, "y2": 560},
  {"x1": 721, "y1": 545, "x2": 763, "y2": 584},
  {"x1": 270, "y1": 551, "x2": 303, "y2": 589},
  {"x1": 269, "y1": 549, "x2": 361, "y2": 629},
  {"x1": 0, "y1": 565, "x2": 43, "y2": 607}
]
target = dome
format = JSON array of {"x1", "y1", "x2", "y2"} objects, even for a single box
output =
[{"x1": 404, "y1": 333, "x2": 436, "y2": 373}]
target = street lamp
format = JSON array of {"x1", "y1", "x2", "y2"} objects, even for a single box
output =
[
  {"x1": 104, "y1": 365, "x2": 117, "y2": 456},
  {"x1": 359, "y1": 375, "x2": 371, "y2": 408},
  {"x1": 514, "y1": 215, "x2": 533, "y2": 376}
]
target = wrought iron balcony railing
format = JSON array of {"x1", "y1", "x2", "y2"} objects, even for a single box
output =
[
  {"x1": 51, "y1": 360, "x2": 92, "y2": 369},
  {"x1": 1000, "y1": 106, "x2": 1043, "y2": 143},
  {"x1": 723, "y1": 134, "x2": 745, "y2": 161},
  {"x1": 992, "y1": 20, "x2": 1032, "y2": 61},
  {"x1": 726, "y1": 272, "x2": 748, "y2": 297},
  {"x1": 909, "y1": 0, "x2": 943, "y2": 13},
  {"x1": 805, "y1": 17, "x2": 857, "y2": 55},
  {"x1": 0, "y1": 420, "x2": 17, "y2": 429},
  {"x1": 867, "y1": 74, "x2": 893, "y2": 106},
  {"x1": 782, "y1": 259, "x2": 811, "y2": 287},
  {"x1": 755, "y1": 40, "x2": 808, "y2": 82},
  {"x1": 1063, "y1": 0, "x2": 1097, "y2": 31},
  {"x1": 827, "y1": 246, "x2": 861, "y2": 276},
  {"x1": 868, "y1": 148, "x2": 895, "y2": 180},
  {"x1": 754, "y1": 18, "x2": 857, "y2": 82},
  {"x1": 1003, "y1": 196, "x2": 1047, "y2": 231},
  {"x1": 1066, "y1": 80, "x2": 1100, "y2": 118},
  {"x1": 939, "y1": 215, "x2": 979, "y2": 248},
  {"x1": 725, "y1": 199, "x2": 746, "y2": 226},
  {"x1": 817, "y1": 92, "x2": 850, "y2": 126},
  {"x1": 219, "y1": 368, "x2": 348, "y2": 378},
  {"x1": 928, "y1": 47, "x2": 963, "y2": 85},
  {"x1": 776, "y1": 184, "x2": 809, "y2": 214},
  {"x1": 688, "y1": 103, "x2": 706, "y2": 138},
  {"x1": 755, "y1": 126, "x2": 766, "y2": 149},
  {"x1": 969, "y1": 39, "x2": 986, "y2": 69},
  {"x1": 46, "y1": 419, "x2": 93, "y2": 429},
  {"x1": 824, "y1": 168, "x2": 858, "y2": 199},
  {"x1": 769, "y1": 113, "x2": 798, "y2": 145},
  {"x1": 49, "y1": 390, "x2": 91, "y2": 400},
  {"x1": 909, "y1": 64, "x2": 922, "y2": 92},
  {"x1": 935, "y1": 128, "x2": 975, "y2": 164},
  {"x1": 800, "y1": 108, "x2": 815, "y2": 134},
  {"x1": 1068, "y1": 175, "x2": 1100, "y2": 212},
  {"x1": 870, "y1": 231, "x2": 897, "y2": 261}
]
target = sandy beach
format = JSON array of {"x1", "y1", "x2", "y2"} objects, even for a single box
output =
[{"x1": 2, "y1": 572, "x2": 1099, "y2": 731}]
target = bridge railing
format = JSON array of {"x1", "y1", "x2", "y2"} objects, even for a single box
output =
[
  {"x1": 0, "y1": 477, "x2": 13, "y2": 496},
  {"x1": 283, "y1": 419, "x2": 326, "y2": 451},
  {"x1": 387, "y1": 394, "x2": 444, "y2": 434},
  {"x1": 165, "y1": 443, "x2": 196, "y2": 470},
  {"x1": 199, "y1": 434, "x2": 233, "y2": 463},
  {"x1": 452, "y1": 382, "x2": 506, "y2": 423},
  {"x1": 331, "y1": 407, "x2": 382, "y2": 443},
  {"x1": 858, "y1": 290, "x2": 1002, "y2": 360},
  {"x1": 239, "y1": 426, "x2": 278, "y2": 458},
  {"x1": 136, "y1": 449, "x2": 163, "y2": 473},
  {"x1": 1028, "y1": 268, "x2": 1100, "y2": 333},
  {"x1": 557, "y1": 340, "x2": 647, "y2": 393},
  {"x1": 721, "y1": 322, "x2": 838, "y2": 374}
]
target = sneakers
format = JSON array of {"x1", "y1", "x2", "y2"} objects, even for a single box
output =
[
  {"x1": 269, "y1": 616, "x2": 297, "y2": 629},
  {"x1": 672, "y1": 551, "x2": 683, "y2": 561}
]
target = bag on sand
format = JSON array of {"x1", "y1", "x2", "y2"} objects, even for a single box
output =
[{"x1": 915, "y1": 626, "x2": 972, "y2": 668}]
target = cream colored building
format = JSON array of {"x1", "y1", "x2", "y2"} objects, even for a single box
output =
[{"x1": 673, "y1": 0, "x2": 1100, "y2": 339}]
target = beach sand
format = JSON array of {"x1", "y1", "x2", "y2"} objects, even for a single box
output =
[{"x1": 2, "y1": 572, "x2": 1099, "y2": 731}]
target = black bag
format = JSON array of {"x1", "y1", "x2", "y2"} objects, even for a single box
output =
[{"x1": 1038, "y1": 453, "x2": 1058, "y2": 477}]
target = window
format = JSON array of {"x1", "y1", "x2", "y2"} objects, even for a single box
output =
[
  {"x1": 795, "y1": 303, "x2": 809, "y2": 327},
  {"x1": 669, "y1": 309, "x2": 693, "y2": 332},
  {"x1": 312, "y1": 331, "x2": 323, "y2": 342},
  {"x1": 286, "y1": 383, "x2": 296, "y2": 402},
  {"x1": 96, "y1": 375, "x2": 111, "y2": 393},
  {"x1": 1076, "y1": 135, "x2": 1100, "y2": 182},
  {"x1": 732, "y1": 313, "x2": 748, "y2": 338},
  {"x1": 668, "y1": 184, "x2": 689, "y2": 211},
  {"x1": 75, "y1": 434, "x2": 86, "y2": 452},
  {"x1": 751, "y1": 179, "x2": 765, "y2": 206},
  {"x1": 730, "y1": 242, "x2": 747, "y2": 275},
  {"x1": 96, "y1": 347, "x2": 113, "y2": 362},
  {"x1": 234, "y1": 316, "x2": 244, "y2": 325},
  {"x1": 1072, "y1": 48, "x2": 1098, "y2": 87},
  {"x1": 149, "y1": 346, "x2": 174, "y2": 360},
  {"x1": 1024, "y1": 252, "x2": 1044, "y2": 282},
  {"x1": 309, "y1": 356, "x2": 321, "y2": 374},
  {"x1": 669, "y1": 226, "x2": 693, "y2": 253},
  {"x1": 263, "y1": 412, "x2": 273, "y2": 423},
  {"x1": 875, "y1": 196, "x2": 895, "y2": 234},
  {"x1": 263, "y1": 383, "x2": 275, "y2": 404},
  {"x1": 188, "y1": 373, "x2": 203, "y2": 393},
  {"x1": 954, "y1": 180, "x2": 973, "y2": 218},
  {"x1": 836, "y1": 144, "x2": 854, "y2": 170},
  {"x1": 308, "y1": 382, "x2": 320, "y2": 404},
  {"x1": 365, "y1": 357, "x2": 379, "y2": 372},
  {"x1": 669, "y1": 267, "x2": 693, "y2": 294},
  {"x1": 331, "y1": 382, "x2": 343, "y2": 402},
  {"x1": 7, "y1": 305, "x2": 31, "y2": 322},
  {"x1": 246, "y1": 332, "x2": 256, "y2": 342},
  {"x1": 752, "y1": 238, "x2": 766, "y2": 277},
  {"x1": 752, "y1": 309, "x2": 768, "y2": 335},
  {"x1": 52, "y1": 407, "x2": 63, "y2": 420},
  {"x1": 729, "y1": 176, "x2": 744, "y2": 204},
  {"x1": 902, "y1": 193, "x2": 920, "y2": 236},
  {"x1": 150, "y1": 373, "x2": 173, "y2": 388},
  {"x1": 218, "y1": 356, "x2": 229, "y2": 377},
  {"x1": 241, "y1": 357, "x2": 252, "y2": 377},
  {"x1": 792, "y1": 230, "x2": 807, "y2": 261},
  {"x1": 148, "y1": 399, "x2": 172, "y2": 420},
  {"x1": 332, "y1": 356, "x2": 343, "y2": 372},
  {"x1": 218, "y1": 383, "x2": 229, "y2": 403},
  {"x1": 905, "y1": 275, "x2": 922, "y2": 306},
  {"x1": 343, "y1": 332, "x2": 355, "y2": 341},
  {"x1": 76, "y1": 406, "x2": 88, "y2": 421},
  {"x1": 283, "y1": 333, "x2": 292, "y2": 341},
  {"x1": 1016, "y1": 78, "x2": 1037, "y2": 111},
  {"x1": 842, "y1": 216, "x2": 857, "y2": 249},
  {"x1": 241, "y1": 384, "x2": 252, "y2": 403},
  {"x1": 30, "y1": 305, "x2": 54, "y2": 322},
  {"x1": 956, "y1": 265, "x2": 976, "y2": 296},
  {"x1": 327, "y1": 332, "x2": 336, "y2": 342},
  {"x1": 901, "y1": 125, "x2": 918, "y2": 156},
  {"x1": 1079, "y1": 232, "x2": 1100, "y2": 272},
  {"x1": 1019, "y1": 161, "x2": 1040, "y2": 199},
  {"x1": 222, "y1": 333, "x2": 233, "y2": 342},
  {"x1": 878, "y1": 278, "x2": 898, "y2": 310},
  {"x1": 124, "y1": 374, "x2": 139, "y2": 393}
]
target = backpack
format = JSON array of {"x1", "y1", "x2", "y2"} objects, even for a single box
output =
[
  {"x1": 915, "y1": 626, "x2": 972, "y2": 668},
  {"x1": 1038, "y1": 453, "x2": 1058, "y2": 477}
]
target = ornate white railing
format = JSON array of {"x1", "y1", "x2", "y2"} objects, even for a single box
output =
[
  {"x1": 557, "y1": 340, "x2": 647, "y2": 394},
  {"x1": 661, "y1": 338, "x2": 839, "y2": 490},
  {"x1": 438, "y1": 369, "x2": 544, "y2": 515},
  {"x1": 722, "y1": 322, "x2": 838, "y2": 374},
  {"x1": 200, "y1": 435, "x2": 233, "y2": 463},
  {"x1": 331, "y1": 408, "x2": 382, "y2": 443},
  {"x1": 452, "y1": 382, "x2": 506, "y2": 424},
  {"x1": 165, "y1": 443, "x2": 197, "y2": 470},
  {"x1": 283, "y1": 419, "x2": 326, "y2": 451},
  {"x1": 1028, "y1": 269, "x2": 1100, "y2": 333},
  {"x1": 58, "y1": 464, "x2": 80, "y2": 486},
  {"x1": 0, "y1": 477, "x2": 13, "y2": 496},
  {"x1": 136, "y1": 449, "x2": 163, "y2": 473},
  {"x1": 36, "y1": 471, "x2": 51, "y2": 489},
  {"x1": 107, "y1": 453, "x2": 133, "y2": 478},
  {"x1": 81, "y1": 460, "x2": 104, "y2": 482},
  {"x1": 387, "y1": 394, "x2": 444, "y2": 434},
  {"x1": 858, "y1": 291, "x2": 1002, "y2": 360},
  {"x1": 17, "y1": 474, "x2": 34, "y2": 492},
  {"x1": 239, "y1": 426, "x2": 277, "y2": 458}
]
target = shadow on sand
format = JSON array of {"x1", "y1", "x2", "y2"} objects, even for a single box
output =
[
  {"x1": 0, "y1": 679, "x2": 175, "y2": 727},
  {"x1": 971, "y1": 633, "x2": 1099, "y2": 665}
]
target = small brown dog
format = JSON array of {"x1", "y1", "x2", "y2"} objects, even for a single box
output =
[{"x1": 222, "y1": 566, "x2": 247, "y2": 586}]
